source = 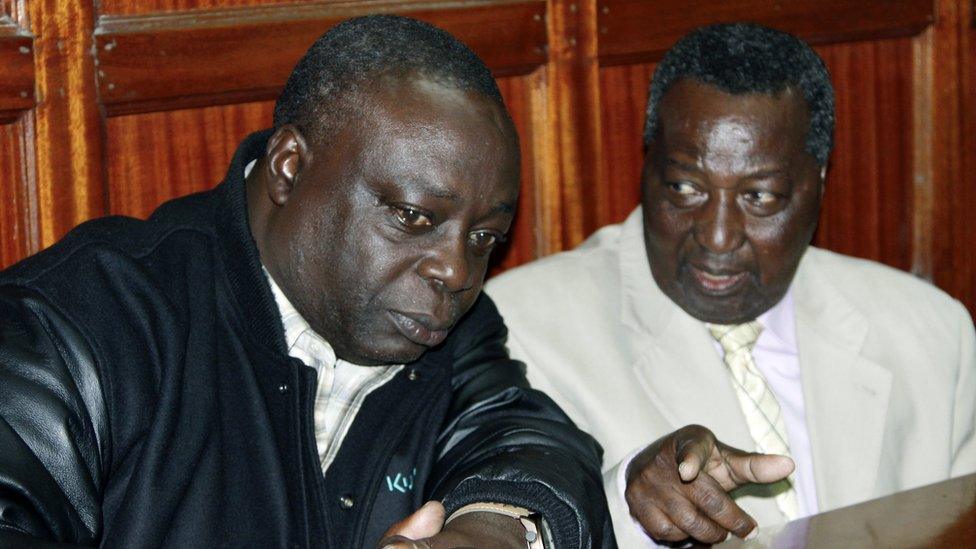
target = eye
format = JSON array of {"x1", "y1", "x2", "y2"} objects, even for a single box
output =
[
  {"x1": 664, "y1": 180, "x2": 706, "y2": 207},
  {"x1": 743, "y1": 190, "x2": 781, "y2": 207},
  {"x1": 391, "y1": 205, "x2": 433, "y2": 229},
  {"x1": 667, "y1": 181, "x2": 701, "y2": 196},
  {"x1": 467, "y1": 230, "x2": 506, "y2": 253}
]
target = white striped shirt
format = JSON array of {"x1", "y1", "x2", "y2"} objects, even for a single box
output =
[{"x1": 265, "y1": 270, "x2": 402, "y2": 473}]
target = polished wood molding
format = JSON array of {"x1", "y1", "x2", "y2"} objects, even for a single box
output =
[
  {"x1": 0, "y1": 16, "x2": 34, "y2": 123},
  {"x1": 94, "y1": 0, "x2": 547, "y2": 116},
  {"x1": 29, "y1": 0, "x2": 107, "y2": 247},
  {"x1": 597, "y1": 0, "x2": 936, "y2": 65}
]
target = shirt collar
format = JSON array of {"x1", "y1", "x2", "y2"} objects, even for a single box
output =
[
  {"x1": 756, "y1": 287, "x2": 798, "y2": 353},
  {"x1": 262, "y1": 267, "x2": 339, "y2": 368}
]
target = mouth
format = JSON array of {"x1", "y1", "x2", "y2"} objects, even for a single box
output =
[
  {"x1": 388, "y1": 311, "x2": 452, "y2": 348},
  {"x1": 688, "y1": 265, "x2": 750, "y2": 295}
]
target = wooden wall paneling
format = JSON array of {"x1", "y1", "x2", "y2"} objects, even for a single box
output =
[
  {"x1": 105, "y1": 101, "x2": 274, "y2": 219},
  {"x1": 0, "y1": 14, "x2": 34, "y2": 123},
  {"x1": 93, "y1": 1, "x2": 548, "y2": 116},
  {"x1": 597, "y1": 0, "x2": 935, "y2": 66},
  {"x1": 540, "y1": 0, "x2": 605, "y2": 252},
  {"x1": 0, "y1": 117, "x2": 37, "y2": 266},
  {"x1": 812, "y1": 39, "x2": 915, "y2": 272},
  {"x1": 0, "y1": 1, "x2": 37, "y2": 267},
  {"x1": 491, "y1": 73, "x2": 544, "y2": 274},
  {"x1": 919, "y1": 0, "x2": 976, "y2": 315},
  {"x1": 29, "y1": 0, "x2": 106, "y2": 248},
  {"x1": 597, "y1": 62, "x2": 652, "y2": 226},
  {"x1": 100, "y1": 0, "x2": 306, "y2": 16}
]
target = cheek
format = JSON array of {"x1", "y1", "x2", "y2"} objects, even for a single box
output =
[{"x1": 747, "y1": 213, "x2": 811, "y2": 283}]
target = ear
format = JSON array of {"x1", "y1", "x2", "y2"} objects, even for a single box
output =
[
  {"x1": 264, "y1": 124, "x2": 310, "y2": 206},
  {"x1": 819, "y1": 163, "x2": 828, "y2": 194}
]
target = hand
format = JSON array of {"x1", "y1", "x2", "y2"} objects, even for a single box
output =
[
  {"x1": 378, "y1": 501, "x2": 526, "y2": 548},
  {"x1": 625, "y1": 424, "x2": 795, "y2": 544}
]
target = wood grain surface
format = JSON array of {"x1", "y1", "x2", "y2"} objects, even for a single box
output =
[
  {"x1": 0, "y1": 16, "x2": 34, "y2": 123},
  {"x1": 94, "y1": 1, "x2": 547, "y2": 115},
  {"x1": 0, "y1": 118, "x2": 38, "y2": 266},
  {"x1": 719, "y1": 474, "x2": 976, "y2": 548},
  {"x1": 597, "y1": 0, "x2": 935, "y2": 65},
  {"x1": 29, "y1": 0, "x2": 107, "y2": 248}
]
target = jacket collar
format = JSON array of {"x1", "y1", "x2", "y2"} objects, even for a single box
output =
[
  {"x1": 619, "y1": 207, "x2": 892, "y2": 515},
  {"x1": 792, "y1": 250, "x2": 891, "y2": 511},
  {"x1": 212, "y1": 129, "x2": 290, "y2": 355}
]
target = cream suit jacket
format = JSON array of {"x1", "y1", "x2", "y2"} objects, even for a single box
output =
[{"x1": 486, "y1": 208, "x2": 976, "y2": 547}]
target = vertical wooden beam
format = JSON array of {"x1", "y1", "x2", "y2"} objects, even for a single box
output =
[
  {"x1": 29, "y1": 0, "x2": 105, "y2": 248},
  {"x1": 0, "y1": 0, "x2": 40, "y2": 265},
  {"x1": 539, "y1": 0, "x2": 604, "y2": 253},
  {"x1": 913, "y1": 0, "x2": 975, "y2": 315}
]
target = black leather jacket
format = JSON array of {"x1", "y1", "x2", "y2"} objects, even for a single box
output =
[{"x1": 0, "y1": 131, "x2": 615, "y2": 548}]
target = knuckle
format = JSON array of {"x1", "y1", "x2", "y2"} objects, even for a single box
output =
[
  {"x1": 650, "y1": 520, "x2": 684, "y2": 542},
  {"x1": 698, "y1": 489, "x2": 727, "y2": 515}
]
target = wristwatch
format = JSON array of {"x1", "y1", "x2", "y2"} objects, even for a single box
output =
[{"x1": 446, "y1": 502, "x2": 551, "y2": 548}]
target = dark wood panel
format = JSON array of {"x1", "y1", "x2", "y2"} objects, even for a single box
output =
[
  {"x1": 0, "y1": 16, "x2": 34, "y2": 123},
  {"x1": 598, "y1": 0, "x2": 934, "y2": 65},
  {"x1": 29, "y1": 0, "x2": 107, "y2": 248},
  {"x1": 0, "y1": 118, "x2": 37, "y2": 267},
  {"x1": 594, "y1": 39, "x2": 917, "y2": 272},
  {"x1": 813, "y1": 38, "x2": 915, "y2": 271},
  {"x1": 927, "y1": 0, "x2": 976, "y2": 315},
  {"x1": 106, "y1": 101, "x2": 274, "y2": 218},
  {"x1": 94, "y1": 1, "x2": 547, "y2": 116},
  {"x1": 99, "y1": 0, "x2": 306, "y2": 15},
  {"x1": 598, "y1": 61, "x2": 653, "y2": 230},
  {"x1": 491, "y1": 73, "x2": 540, "y2": 275}
]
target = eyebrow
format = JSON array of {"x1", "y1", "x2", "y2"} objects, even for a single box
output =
[
  {"x1": 493, "y1": 201, "x2": 516, "y2": 215},
  {"x1": 665, "y1": 158, "x2": 701, "y2": 172},
  {"x1": 400, "y1": 179, "x2": 515, "y2": 215}
]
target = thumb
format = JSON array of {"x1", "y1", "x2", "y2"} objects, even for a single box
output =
[
  {"x1": 718, "y1": 446, "x2": 795, "y2": 490},
  {"x1": 381, "y1": 500, "x2": 446, "y2": 540}
]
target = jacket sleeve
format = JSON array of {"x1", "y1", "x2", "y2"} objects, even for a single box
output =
[
  {"x1": 950, "y1": 300, "x2": 976, "y2": 477},
  {"x1": 428, "y1": 293, "x2": 616, "y2": 548},
  {"x1": 0, "y1": 288, "x2": 107, "y2": 546}
]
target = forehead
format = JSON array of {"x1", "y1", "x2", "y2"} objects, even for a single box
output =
[
  {"x1": 334, "y1": 77, "x2": 519, "y2": 199},
  {"x1": 656, "y1": 79, "x2": 809, "y2": 161}
]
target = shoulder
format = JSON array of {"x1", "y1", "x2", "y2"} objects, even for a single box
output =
[
  {"x1": 487, "y1": 220, "x2": 628, "y2": 316},
  {"x1": 800, "y1": 247, "x2": 972, "y2": 345},
  {"x1": 803, "y1": 247, "x2": 965, "y2": 318},
  {"x1": 2, "y1": 192, "x2": 216, "y2": 290}
]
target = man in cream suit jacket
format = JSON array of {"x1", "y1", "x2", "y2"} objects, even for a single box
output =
[{"x1": 487, "y1": 23, "x2": 976, "y2": 547}]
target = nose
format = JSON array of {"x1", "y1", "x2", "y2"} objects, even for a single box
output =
[
  {"x1": 417, "y1": 235, "x2": 474, "y2": 293},
  {"x1": 693, "y1": 190, "x2": 745, "y2": 254}
]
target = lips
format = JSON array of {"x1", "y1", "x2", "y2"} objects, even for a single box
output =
[
  {"x1": 688, "y1": 265, "x2": 749, "y2": 294},
  {"x1": 389, "y1": 311, "x2": 451, "y2": 347}
]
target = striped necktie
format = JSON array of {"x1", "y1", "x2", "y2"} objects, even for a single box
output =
[{"x1": 707, "y1": 321, "x2": 800, "y2": 521}]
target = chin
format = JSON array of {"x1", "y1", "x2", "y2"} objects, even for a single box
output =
[{"x1": 346, "y1": 338, "x2": 427, "y2": 366}]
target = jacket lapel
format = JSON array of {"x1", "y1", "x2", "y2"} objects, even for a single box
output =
[
  {"x1": 617, "y1": 210, "x2": 755, "y2": 460},
  {"x1": 793, "y1": 252, "x2": 892, "y2": 512}
]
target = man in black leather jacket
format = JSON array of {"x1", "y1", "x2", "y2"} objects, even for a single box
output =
[{"x1": 0, "y1": 15, "x2": 613, "y2": 548}]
